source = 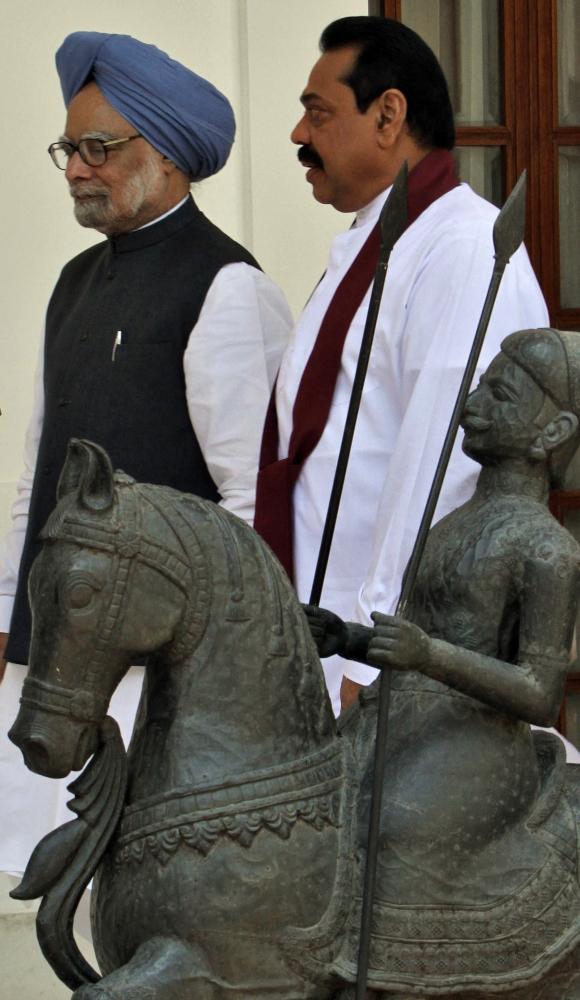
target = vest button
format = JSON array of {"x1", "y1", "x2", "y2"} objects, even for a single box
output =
[{"x1": 57, "y1": 398, "x2": 69, "y2": 407}]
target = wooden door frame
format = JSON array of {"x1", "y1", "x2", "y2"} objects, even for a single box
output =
[{"x1": 370, "y1": 0, "x2": 580, "y2": 328}]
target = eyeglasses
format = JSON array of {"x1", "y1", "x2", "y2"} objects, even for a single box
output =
[{"x1": 47, "y1": 134, "x2": 143, "y2": 170}]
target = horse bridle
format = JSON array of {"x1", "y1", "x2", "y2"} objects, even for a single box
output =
[{"x1": 21, "y1": 480, "x2": 195, "y2": 725}]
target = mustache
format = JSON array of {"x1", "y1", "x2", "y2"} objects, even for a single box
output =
[
  {"x1": 297, "y1": 145, "x2": 324, "y2": 170},
  {"x1": 69, "y1": 182, "x2": 108, "y2": 199}
]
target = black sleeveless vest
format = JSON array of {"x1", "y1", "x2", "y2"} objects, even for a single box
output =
[{"x1": 7, "y1": 196, "x2": 259, "y2": 664}]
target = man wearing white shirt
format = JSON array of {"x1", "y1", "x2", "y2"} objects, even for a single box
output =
[
  {"x1": 0, "y1": 32, "x2": 290, "y2": 873},
  {"x1": 254, "y1": 16, "x2": 548, "y2": 717}
]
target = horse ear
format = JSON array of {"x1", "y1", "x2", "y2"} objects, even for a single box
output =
[{"x1": 57, "y1": 439, "x2": 115, "y2": 511}]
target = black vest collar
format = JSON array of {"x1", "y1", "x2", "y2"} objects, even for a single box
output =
[{"x1": 108, "y1": 195, "x2": 199, "y2": 254}]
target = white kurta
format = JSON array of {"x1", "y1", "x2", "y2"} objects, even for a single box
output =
[
  {"x1": 0, "y1": 253, "x2": 291, "y2": 875},
  {"x1": 276, "y1": 183, "x2": 549, "y2": 716}
]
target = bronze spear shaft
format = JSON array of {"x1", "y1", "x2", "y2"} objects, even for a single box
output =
[{"x1": 355, "y1": 170, "x2": 528, "y2": 1000}]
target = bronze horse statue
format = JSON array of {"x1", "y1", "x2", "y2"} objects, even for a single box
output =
[{"x1": 8, "y1": 427, "x2": 580, "y2": 999}]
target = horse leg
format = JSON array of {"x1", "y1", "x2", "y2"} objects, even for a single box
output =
[{"x1": 72, "y1": 935, "x2": 220, "y2": 1000}]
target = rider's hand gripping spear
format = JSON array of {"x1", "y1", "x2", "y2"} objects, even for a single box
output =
[{"x1": 305, "y1": 167, "x2": 528, "y2": 998}]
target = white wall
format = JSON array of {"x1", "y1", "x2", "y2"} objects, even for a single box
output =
[
  {"x1": 0, "y1": 0, "x2": 366, "y2": 537},
  {"x1": 242, "y1": 0, "x2": 366, "y2": 308}
]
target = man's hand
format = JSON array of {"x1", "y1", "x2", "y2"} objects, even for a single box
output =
[
  {"x1": 0, "y1": 632, "x2": 8, "y2": 684},
  {"x1": 301, "y1": 605, "x2": 348, "y2": 658},
  {"x1": 367, "y1": 612, "x2": 431, "y2": 671}
]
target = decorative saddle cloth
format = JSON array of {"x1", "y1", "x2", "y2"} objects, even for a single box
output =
[{"x1": 287, "y1": 729, "x2": 580, "y2": 995}]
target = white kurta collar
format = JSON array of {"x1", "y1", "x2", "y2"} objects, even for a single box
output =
[
  {"x1": 326, "y1": 187, "x2": 393, "y2": 274},
  {"x1": 134, "y1": 195, "x2": 190, "y2": 232},
  {"x1": 353, "y1": 186, "x2": 392, "y2": 229}
]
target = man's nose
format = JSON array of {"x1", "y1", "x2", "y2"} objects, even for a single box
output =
[
  {"x1": 464, "y1": 386, "x2": 484, "y2": 412},
  {"x1": 65, "y1": 150, "x2": 93, "y2": 182},
  {"x1": 290, "y1": 115, "x2": 309, "y2": 146}
]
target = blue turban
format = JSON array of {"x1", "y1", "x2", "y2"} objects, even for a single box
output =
[{"x1": 56, "y1": 32, "x2": 235, "y2": 180}]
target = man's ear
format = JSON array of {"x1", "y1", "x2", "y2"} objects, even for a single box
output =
[
  {"x1": 375, "y1": 89, "x2": 407, "y2": 147},
  {"x1": 529, "y1": 411, "x2": 579, "y2": 460}
]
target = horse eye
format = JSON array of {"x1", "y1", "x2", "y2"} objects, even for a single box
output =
[{"x1": 69, "y1": 582, "x2": 95, "y2": 609}]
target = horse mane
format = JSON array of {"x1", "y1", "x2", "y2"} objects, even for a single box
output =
[
  {"x1": 136, "y1": 484, "x2": 300, "y2": 660},
  {"x1": 42, "y1": 471, "x2": 309, "y2": 667}
]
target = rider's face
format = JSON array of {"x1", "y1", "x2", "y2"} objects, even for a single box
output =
[{"x1": 461, "y1": 353, "x2": 548, "y2": 463}]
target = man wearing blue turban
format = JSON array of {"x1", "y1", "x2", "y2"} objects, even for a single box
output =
[
  {"x1": 56, "y1": 31, "x2": 237, "y2": 182},
  {"x1": 0, "y1": 32, "x2": 291, "y2": 875}
]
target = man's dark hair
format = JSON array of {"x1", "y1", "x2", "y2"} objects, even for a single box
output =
[{"x1": 320, "y1": 16, "x2": 455, "y2": 150}]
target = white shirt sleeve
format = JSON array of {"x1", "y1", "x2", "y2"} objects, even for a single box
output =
[
  {"x1": 183, "y1": 262, "x2": 292, "y2": 525},
  {"x1": 0, "y1": 335, "x2": 45, "y2": 632},
  {"x1": 343, "y1": 234, "x2": 549, "y2": 687}
]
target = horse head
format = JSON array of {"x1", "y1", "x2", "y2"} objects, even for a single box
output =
[{"x1": 9, "y1": 439, "x2": 194, "y2": 778}]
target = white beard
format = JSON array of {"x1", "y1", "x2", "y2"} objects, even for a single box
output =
[{"x1": 70, "y1": 154, "x2": 166, "y2": 235}]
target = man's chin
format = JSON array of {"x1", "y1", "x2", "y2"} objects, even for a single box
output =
[
  {"x1": 73, "y1": 201, "x2": 114, "y2": 233},
  {"x1": 461, "y1": 438, "x2": 494, "y2": 465},
  {"x1": 306, "y1": 170, "x2": 333, "y2": 205},
  {"x1": 461, "y1": 435, "x2": 480, "y2": 458}
]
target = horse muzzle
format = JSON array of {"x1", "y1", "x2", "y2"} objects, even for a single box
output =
[{"x1": 9, "y1": 707, "x2": 99, "y2": 778}]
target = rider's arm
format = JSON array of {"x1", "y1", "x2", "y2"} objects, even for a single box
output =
[{"x1": 368, "y1": 556, "x2": 578, "y2": 726}]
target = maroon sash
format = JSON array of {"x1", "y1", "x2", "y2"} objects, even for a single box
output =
[{"x1": 254, "y1": 149, "x2": 460, "y2": 580}]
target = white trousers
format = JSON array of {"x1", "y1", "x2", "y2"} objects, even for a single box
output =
[{"x1": 0, "y1": 663, "x2": 144, "y2": 875}]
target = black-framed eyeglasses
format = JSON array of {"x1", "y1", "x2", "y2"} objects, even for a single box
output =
[{"x1": 47, "y1": 134, "x2": 143, "y2": 170}]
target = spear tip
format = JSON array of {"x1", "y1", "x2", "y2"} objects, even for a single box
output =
[{"x1": 493, "y1": 169, "x2": 527, "y2": 263}]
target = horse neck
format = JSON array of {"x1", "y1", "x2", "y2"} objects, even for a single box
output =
[{"x1": 130, "y1": 508, "x2": 335, "y2": 790}]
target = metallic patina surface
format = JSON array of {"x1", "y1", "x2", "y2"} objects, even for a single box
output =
[{"x1": 8, "y1": 329, "x2": 580, "y2": 999}]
